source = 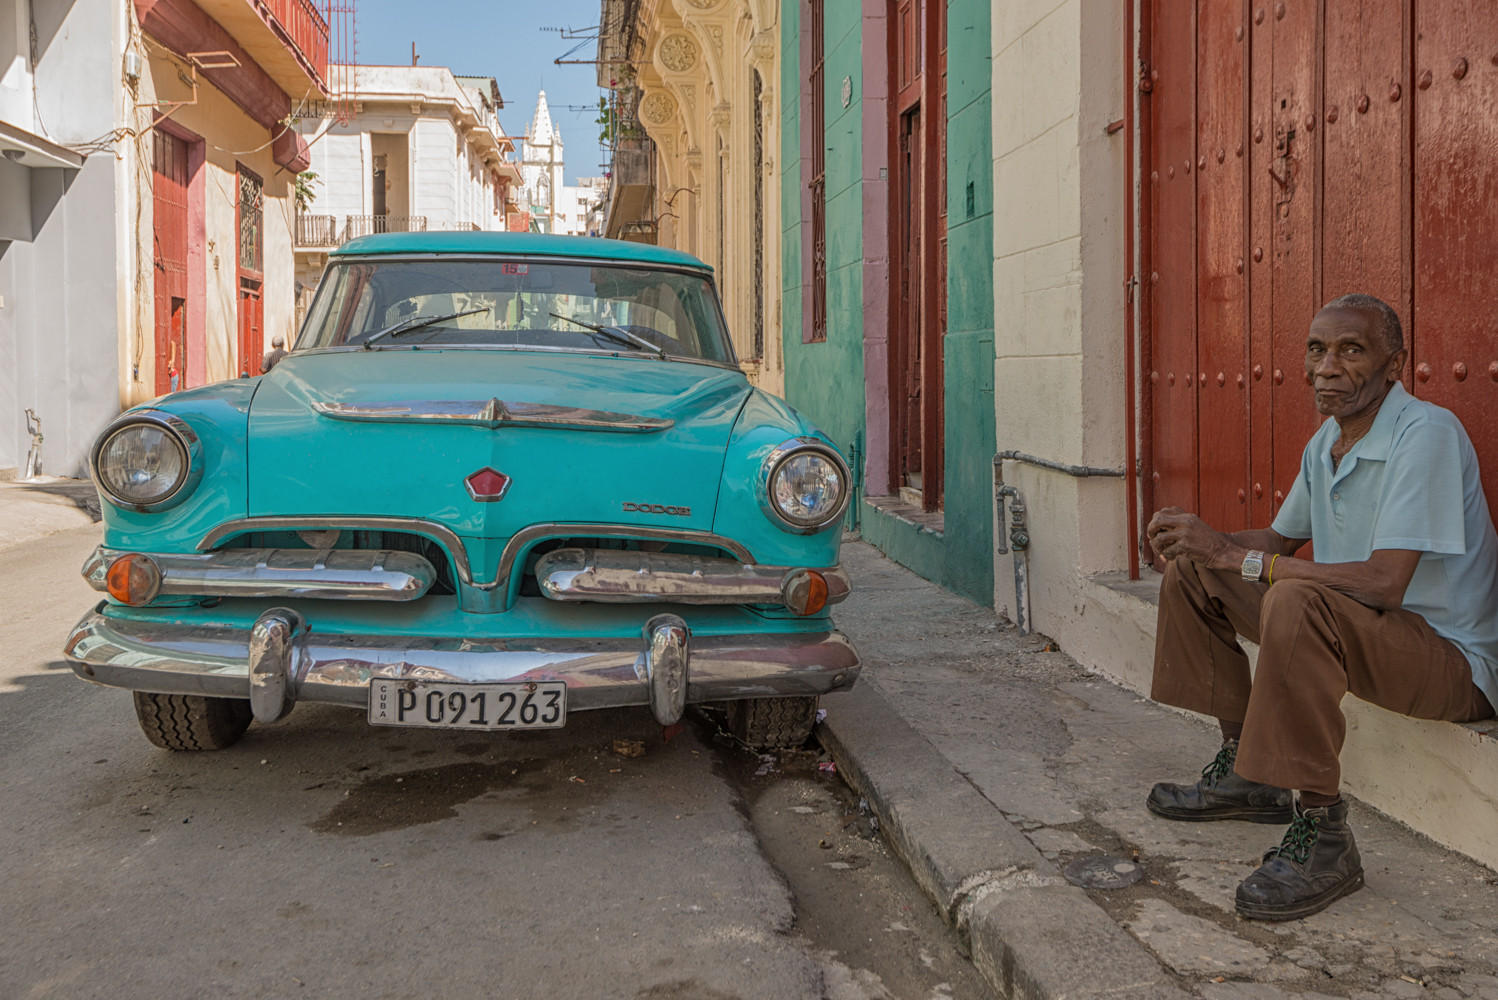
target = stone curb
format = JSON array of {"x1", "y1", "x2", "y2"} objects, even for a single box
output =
[{"x1": 818, "y1": 682, "x2": 1191, "y2": 1000}]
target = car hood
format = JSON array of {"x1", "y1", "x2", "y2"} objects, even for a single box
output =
[{"x1": 246, "y1": 350, "x2": 751, "y2": 543}]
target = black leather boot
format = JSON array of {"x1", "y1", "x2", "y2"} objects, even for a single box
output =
[
  {"x1": 1236, "y1": 797, "x2": 1364, "y2": 920},
  {"x1": 1146, "y1": 739, "x2": 1293, "y2": 823}
]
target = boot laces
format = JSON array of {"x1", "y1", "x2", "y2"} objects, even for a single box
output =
[
  {"x1": 1271, "y1": 812, "x2": 1322, "y2": 865},
  {"x1": 1199, "y1": 741, "x2": 1237, "y2": 787}
]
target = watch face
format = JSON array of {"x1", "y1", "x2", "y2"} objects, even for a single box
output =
[{"x1": 1242, "y1": 552, "x2": 1264, "y2": 579}]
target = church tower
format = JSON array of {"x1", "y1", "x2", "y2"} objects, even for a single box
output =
[{"x1": 520, "y1": 90, "x2": 566, "y2": 233}]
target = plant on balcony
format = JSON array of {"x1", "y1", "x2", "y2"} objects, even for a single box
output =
[{"x1": 295, "y1": 170, "x2": 320, "y2": 212}]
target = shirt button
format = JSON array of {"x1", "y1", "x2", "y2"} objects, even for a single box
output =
[{"x1": 1332, "y1": 492, "x2": 1341, "y2": 500}]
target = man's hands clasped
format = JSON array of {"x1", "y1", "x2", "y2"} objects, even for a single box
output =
[{"x1": 1146, "y1": 506, "x2": 1243, "y2": 571}]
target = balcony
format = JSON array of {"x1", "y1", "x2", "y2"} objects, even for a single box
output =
[
  {"x1": 345, "y1": 215, "x2": 427, "y2": 240},
  {"x1": 604, "y1": 136, "x2": 655, "y2": 241},
  {"x1": 294, "y1": 213, "x2": 428, "y2": 249},
  {"x1": 196, "y1": 0, "x2": 330, "y2": 97},
  {"x1": 295, "y1": 213, "x2": 338, "y2": 247}
]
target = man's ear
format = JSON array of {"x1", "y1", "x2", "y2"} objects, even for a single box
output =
[{"x1": 1387, "y1": 347, "x2": 1408, "y2": 383}]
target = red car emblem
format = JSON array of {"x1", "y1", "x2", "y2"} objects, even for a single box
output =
[{"x1": 465, "y1": 467, "x2": 512, "y2": 502}]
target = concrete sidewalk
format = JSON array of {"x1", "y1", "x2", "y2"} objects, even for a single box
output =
[
  {"x1": 821, "y1": 541, "x2": 1498, "y2": 999},
  {"x1": 0, "y1": 476, "x2": 100, "y2": 552}
]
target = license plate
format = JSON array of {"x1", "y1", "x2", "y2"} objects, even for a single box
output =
[{"x1": 367, "y1": 679, "x2": 567, "y2": 731}]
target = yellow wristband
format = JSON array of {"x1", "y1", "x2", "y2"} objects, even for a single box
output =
[{"x1": 1267, "y1": 554, "x2": 1279, "y2": 585}]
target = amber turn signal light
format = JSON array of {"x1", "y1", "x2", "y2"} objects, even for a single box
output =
[
  {"x1": 783, "y1": 569, "x2": 830, "y2": 616},
  {"x1": 106, "y1": 553, "x2": 162, "y2": 605}
]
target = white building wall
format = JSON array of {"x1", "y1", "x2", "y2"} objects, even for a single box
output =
[
  {"x1": 990, "y1": 0, "x2": 1127, "y2": 636},
  {"x1": 310, "y1": 130, "x2": 369, "y2": 219},
  {"x1": 0, "y1": 0, "x2": 123, "y2": 476},
  {"x1": 410, "y1": 116, "x2": 458, "y2": 227}
]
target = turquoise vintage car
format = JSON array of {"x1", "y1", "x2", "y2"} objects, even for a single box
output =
[{"x1": 64, "y1": 233, "x2": 859, "y2": 751}]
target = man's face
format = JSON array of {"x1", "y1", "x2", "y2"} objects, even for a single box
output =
[{"x1": 1304, "y1": 306, "x2": 1405, "y2": 421}]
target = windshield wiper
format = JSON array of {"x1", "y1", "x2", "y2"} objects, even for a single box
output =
[
  {"x1": 361, "y1": 306, "x2": 491, "y2": 349},
  {"x1": 549, "y1": 312, "x2": 668, "y2": 359}
]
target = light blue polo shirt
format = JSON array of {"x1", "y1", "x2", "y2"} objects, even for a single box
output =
[{"x1": 1272, "y1": 382, "x2": 1498, "y2": 711}]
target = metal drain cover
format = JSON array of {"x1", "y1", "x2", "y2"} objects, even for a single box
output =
[{"x1": 1063, "y1": 853, "x2": 1143, "y2": 890}]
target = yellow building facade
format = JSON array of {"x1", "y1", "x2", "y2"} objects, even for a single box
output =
[{"x1": 602, "y1": 0, "x2": 784, "y2": 394}]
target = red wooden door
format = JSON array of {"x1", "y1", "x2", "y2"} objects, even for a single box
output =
[
  {"x1": 152, "y1": 129, "x2": 189, "y2": 396},
  {"x1": 1410, "y1": 3, "x2": 1498, "y2": 507},
  {"x1": 239, "y1": 281, "x2": 263, "y2": 377},
  {"x1": 237, "y1": 165, "x2": 265, "y2": 376},
  {"x1": 1144, "y1": 2, "x2": 1498, "y2": 550},
  {"x1": 888, "y1": 0, "x2": 946, "y2": 509}
]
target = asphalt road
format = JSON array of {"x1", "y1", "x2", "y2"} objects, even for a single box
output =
[{"x1": 0, "y1": 526, "x2": 990, "y2": 1000}]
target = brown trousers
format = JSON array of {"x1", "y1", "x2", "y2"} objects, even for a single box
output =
[{"x1": 1151, "y1": 558, "x2": 1494, "y2": 796}]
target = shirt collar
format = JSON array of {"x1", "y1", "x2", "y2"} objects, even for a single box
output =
[
  {"x1": 1348, "y1": 380, "x2": 1413, "y2": 462},
  {"x1": 1326, "y1": 380, "x2": 1413, "y2": 481}
]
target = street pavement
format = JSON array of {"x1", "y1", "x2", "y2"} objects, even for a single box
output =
[
  {"x1": 0, "y1": 503, "x2": 990, "y2": 1000},
  {"x1": 5, "y1": 479, "x2": 1498, "y2": 998}
]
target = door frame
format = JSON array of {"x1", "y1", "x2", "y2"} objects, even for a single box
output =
[{"x1": 885, "y1": 0, "x2": 946, "y2": 511}]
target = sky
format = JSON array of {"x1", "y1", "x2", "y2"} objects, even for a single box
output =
[{"x1": 350, "y1": 1, "x2": 609, "y2": 185}]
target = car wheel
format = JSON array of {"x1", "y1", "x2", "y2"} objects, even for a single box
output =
[
  {"x1": 725, "y1": 696, "x2": 819, "y2": 751},
  {"x1": 132, "y1": 692, "x2": 253, "y2": 751}
]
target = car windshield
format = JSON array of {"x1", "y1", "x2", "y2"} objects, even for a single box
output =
[{"x1": 298, "y1": 257, "x2": 735, "y2": 364}]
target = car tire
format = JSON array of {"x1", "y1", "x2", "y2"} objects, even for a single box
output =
[
  {"x1": 132, "y1": 692, "x2": 254, "y2": 751},
  {"x1": 725, "y1": 696, "x2": 819, "y2": 751}
]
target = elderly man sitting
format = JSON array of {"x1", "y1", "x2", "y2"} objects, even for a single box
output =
[{"x1": 1145, "y1": 293, "x2": 1498, "y2": 920}]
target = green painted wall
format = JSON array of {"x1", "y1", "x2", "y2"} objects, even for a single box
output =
[
  {"x1": 782, "y1": 1, "x2": 994, "y2": 607},
  {"x1": 782, "y1": 3, "x2": 866, "y2": 473}
]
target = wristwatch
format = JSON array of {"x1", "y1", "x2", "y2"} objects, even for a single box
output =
[{"x1": 1241, "y1": 550, "x2": 1266, "y2": 582}]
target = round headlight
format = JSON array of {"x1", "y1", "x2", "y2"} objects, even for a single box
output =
[
  {"x1": 91, "y1": 412, "x2": 200, "y2": 511},
  {"x1": 760, "y1": 438, "x2": 851, "y2": 533}
]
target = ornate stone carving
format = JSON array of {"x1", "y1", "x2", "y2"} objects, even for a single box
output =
[
  {"x1": 749, "y1": 29, "x2": 775, "y2": 66},
  {"x1": 659, "y1": 33, "x2": 698, "y2": 73},
  {"x1": 641, "y1": 92, "x2": 677, "y2": 126}
]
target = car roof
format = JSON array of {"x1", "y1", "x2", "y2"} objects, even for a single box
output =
[{"x1": 332, "y1": 231, "x2": 712, "y2": 271}]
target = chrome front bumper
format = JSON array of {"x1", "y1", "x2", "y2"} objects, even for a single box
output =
[{"x1": 63, "y1": 605, "x2": 861, "y2": 728}]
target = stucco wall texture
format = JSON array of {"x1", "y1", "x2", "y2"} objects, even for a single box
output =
[{"x1": 781, "y1": 0, "x2": 995, "y2": 606}]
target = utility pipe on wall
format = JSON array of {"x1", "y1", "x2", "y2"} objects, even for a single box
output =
[{"x1": 994, "y1": 451, "x2": 1126, "y2": 636}]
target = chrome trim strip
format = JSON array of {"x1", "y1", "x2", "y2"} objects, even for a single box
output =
[
  {"x1": 534, "y1": 547, "x2": 851, "y2": 607},
  {"x1": 290, "y1": 343, "x2": 747, "y2": 374},
  {"x1": 83, "y1": 546, "x2": 436, "y2": 602},
  {"x1": 198, "y1": 517, "x2": 477, "y2": 586},
  {"x1": 756, "y1": 436, "x2": 854, "y2": 534},
  {"x1": 62, "y1": 607, "x2": 861, "y2": 712},
  {"x1": 311, "y1": 398, "x2": 674, "y2": 434},
  {"x1": 89, "y1": 409, "x2": 205, "y2": 513}
]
